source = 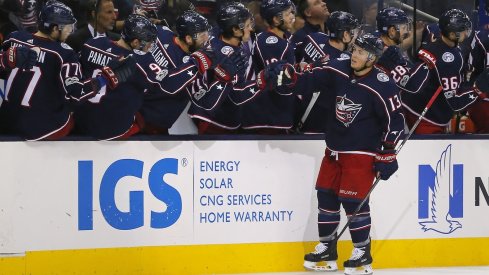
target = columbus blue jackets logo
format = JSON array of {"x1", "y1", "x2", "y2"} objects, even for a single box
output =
[
  {"x1": 418, "y1": 144, "x2": 463, "y2": 234},
  {"x1": 335, "y1": 95, "x2": 362, "y2": 127}
]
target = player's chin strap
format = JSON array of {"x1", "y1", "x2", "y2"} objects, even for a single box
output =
[{"x1": 322, "y1": 85, "x2": 444, "y2": 256}]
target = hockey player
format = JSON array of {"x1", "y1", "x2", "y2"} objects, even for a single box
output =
[
  {"x1": 241, "y1": 0, "x2": 297, "y2": 134},
  {"x1": 0, "y1": 45, "x2": 37, "y2": 72},
  {"x1": 76, "y1": 14, "x2": 239, "y2": 139},
  {"x1": 294, "y1": 11, "x2": 360, "y2": 134},
  {"x1": 376, "y1": 7, "x2": 410, "y2": 47},
  {"x1": 389, "y1": 9, "x2": 481, "y2": 134},
  {"x1": 465, "y1": 29, "x2": 489, "y2": 133},
  {"x1": 188, "y1": 2, "x2": 261, "y2": 134},
  {"x1": 269, "y1": 33, "x2": 405, "y2": 274},
  {"x1": 291, "y1": 0, "x2": 330, "y2": 62},
  {"x1": 0, "y1": 1, "x2": 132, "y2": 140},
  {"x1": 140, "y1": 9, "x2": 214, "y2": 134}
]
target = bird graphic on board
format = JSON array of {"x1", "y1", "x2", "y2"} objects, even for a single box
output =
[{"x1": 419, "y1": 144, "x2": 462, "y2": 234}]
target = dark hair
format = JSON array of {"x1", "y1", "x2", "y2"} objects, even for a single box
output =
[{"x1": 296, "y1": 0, "x2": 308, "y2": 18}]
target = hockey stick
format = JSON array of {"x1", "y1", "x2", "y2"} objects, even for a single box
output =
[
  {"x1": 295, "y1": 91, "x2": 320, "y2": 132},
  {"x1": 327, "y1": 85, "x2": 443, "y2": 248}
]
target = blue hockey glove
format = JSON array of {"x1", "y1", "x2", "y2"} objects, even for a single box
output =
[
  {"x1": 377, "y1": 46, "x2": 406, "y2": 73},
  {"x1": 256, "y1": 60, "x2": 287, "y2": 90},
  {"x1": 97, "y1": 55, "x2": 136, "y2": 90},
  {"x1": 1, "y1": 46, "x2": 38, "y2": 70},
  {"x1": 374, "y1": 150, "x2": 398, "y2": 180}
]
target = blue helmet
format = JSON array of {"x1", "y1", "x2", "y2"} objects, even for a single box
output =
[
  {"x1": 439, "y1": 9, "x2": 472, "y2": 38},
  {"x1": 376, "y1": 7, "x2": 409, "y2": 33},
  {"x1": 216, "y1": 2, "x2": 253, "y2": 34},
  {"x1": 327, "y1": 11, "x2": 360, "y2": 39},
  {"x1": 121, "y1": 14, "x2": 157, "y2": 42},
  {"x1": 260, "y1": 0, "x2": 295, "y2": 25},
  {"x1": 175, "y1": 10, "x2": 210, "y2": 39},
  {"x1": 39, "y1": 0, "x2": 77, "y2": 30},
  {"x1": 354, "y1": 33, "x2": 384, "y2": 58}
]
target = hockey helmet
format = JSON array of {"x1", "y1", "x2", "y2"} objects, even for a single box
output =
[
  {"x1": 176, "y1": 10, "x2": 211, "y2": 39},
  {"x1": 376, "y1": 7, "x2": 409, "y2": 33},
  {"x1": 121, "y1": 14, "x2": 157, "y2": 43},
  {"x1": 216, "y1": 2, "x2": 253, "y2": 32},
  {"x1": 354, "y1": 33, "x2": 384, "y2": 58},
  {"x1": 327, "y1": 11, "x2": 360, "y2": 39},
  {"x1": 439, "y1": 9, "x2": 472, "y2": 38},
  {"x1": 39, "y1": 0, "x2": 77, "y2": 29},
  {"x1": 260, "y1": 0, "x2": 295, "y2": 25}
]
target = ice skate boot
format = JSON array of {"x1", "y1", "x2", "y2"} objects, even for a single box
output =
[
  {"x1": 303, "y1": 242, "x2": 338, "y2": 271},
  {"x1": 343, "y1": 242, "x2": 373, "y2": 275}
]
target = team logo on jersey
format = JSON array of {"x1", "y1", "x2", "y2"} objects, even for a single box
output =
[
  {"x1": 335, "y1": 95, "x2": 362, "y2": 127},
  {"x1": 182, "y1": 56, "x2": 191, "y2": 63},
  {"x1": 442, "y1": 52, "x2": 455, "y2": 63},
  {"x1": 221, "y1": 46, "x2": 234, "y2": 56},
  {"x1": 155, "y1": 69, "x2": 169, "y2": 81},
  {"x1": 266, "y1": 36, "x2": 279, "y2": 44},
  {"x1": 61, "y1": 43, "x2": 72, "y2": 50},
  {"x1": 377, "y1": 73, "x2": 389, "y2": 82},
  {"x1": 418, "y1": 144, "x2": 463, "y2": 234}
]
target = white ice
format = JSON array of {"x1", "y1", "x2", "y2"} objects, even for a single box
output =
[{"x1": 222, "y1": 266, "x2": 489, "y2": 275}]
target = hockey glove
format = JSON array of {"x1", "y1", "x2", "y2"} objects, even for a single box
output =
[
  {"x1": 374, "y1": 150, "x2": 398, "y2": 181},
  {"x1": 377, "y1": 46, "x2": 406, "y2": 73},
  {"x1": 256, "y1": 60, "x2": 287, "y2": 91},
  {"x1": 1, "y1": 46, "x2": 38, "y2": 70},
  {"x1": 97, "y1": 55, "x2": 136, "y2": 90},
  {"x1": 229, "y1": 49, "x2": 248, "y2": 78},
  {"x1": 418, "y1": 49, "x2": 436, "y2": 69},
  {"x1": 474, "y1": 68, "x2": 489, "y2": 100},
  {"x1": 277, "y1": 63, "x2": 297, "y2": 87}
]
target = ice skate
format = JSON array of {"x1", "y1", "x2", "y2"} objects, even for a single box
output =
[
  {"x1": 303, "y1": 242, "x2": 338, "y2": 272},
  {"x1": 343, "y1": 241, "x2": 373, "y2": 275}
]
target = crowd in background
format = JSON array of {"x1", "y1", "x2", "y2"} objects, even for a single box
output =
[{"x1": 0, "y1": 0, "x2": 488, "y2": 139}]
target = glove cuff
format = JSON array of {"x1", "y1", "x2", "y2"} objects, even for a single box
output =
[{"x1": 191, "y1": 51, "x2": 212, "y2": 74}]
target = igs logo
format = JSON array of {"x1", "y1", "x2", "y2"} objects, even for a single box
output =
[
  {"x1": 78, "y1": 158, "x2": 182, "y2": 231},
  {"x1": 418, "y1": 144, "x2": 463, "y2": 234}
]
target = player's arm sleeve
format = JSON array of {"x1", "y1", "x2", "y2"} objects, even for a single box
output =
[
  {"x1": 139, "y1": 60, "x2": 199, "y2": 95},
  {"x1": 375, "y1": 83, "x2": 406, "y2": 147},
  {"x1": 229, "y1": 79, "x2": 261, "y2": 105},
  {"x1": 468, "y1": 32, "x2": 486, "y2": 83},
  {"x1": 187, "y1": 76, "x2": 232, "y2": 111},
  {"x1": 293, "y1": 65, "x2": 333, "y2": 98},
  {"x1": 391, "y1": 54, "x2": 431, "y2": 94},
  {"x1": 60, "y1": 52, "x2": 103, "y2": 102}
]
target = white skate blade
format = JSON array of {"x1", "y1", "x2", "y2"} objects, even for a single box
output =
[
  {"x1": 344, "y1": 264, "x2": 373, "y2": 275},
  {"x1": 304, "y1": 260, "x2": 338, "y2": 272}
]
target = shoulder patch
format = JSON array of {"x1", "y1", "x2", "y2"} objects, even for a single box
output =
[
  {"x1": 442, "y1": 52, "x2": 455, "y2": 63},
  {"x1": 266, "y1": 36, "x2": 278, "y2": 44},
  {"x1": 339, "y1": 53, "x2": 350, "y2": 60},
  {"x1": 61, "y1": 42, "x2": 73, "y2": 50},
  {"x1": 377, "y1": 72, "x2": 389, "y2": 82},
  {"x1": 221, "y1": 46, "x2": 234, "y2": 55},
  {"x1": 183, "y1": 56, "x2": 191, "y2": 63}
]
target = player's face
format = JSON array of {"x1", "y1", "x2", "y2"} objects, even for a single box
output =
[
  {"x1": 139, "y1": 40, "x2": 154, "y2": 52},
  {"x1": 97, "y1": 1, "x2": 117, "y2": 32},
  {"x1": 398, "y1": 23, "x2": 410, "y2": 41},
  {"x1": 279, "y1": 6, "x2": 296, "y2": 31},
  {"x1": 306, "y1": 0, "x2": 329, "y2": 21},
  {"x1": 59, "y1": 24, "x2": 75, "y2": 42},
  {"x1": 193, "y1": 31, "x2": 210, "y2": 49},
  {"x1": 240, "y1": 18, "x2": 255, "y2": 42},
  {"x1": 350, "y1": 45, "x2": 374, "y2": 71}
]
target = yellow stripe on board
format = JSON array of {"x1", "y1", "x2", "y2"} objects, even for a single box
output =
[{"x1": 1, "y1": 238, "x2": 488, "y2": 275}]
